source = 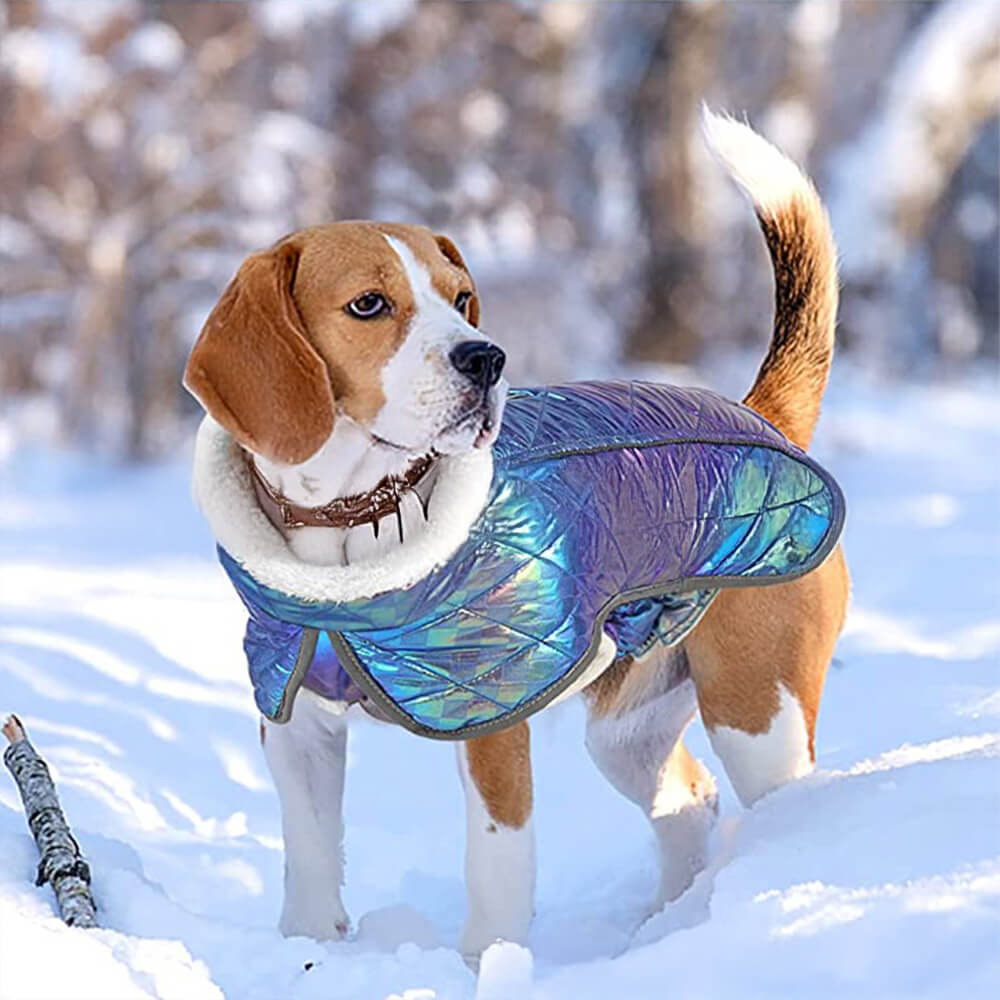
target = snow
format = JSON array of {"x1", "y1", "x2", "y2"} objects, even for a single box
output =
[
  {"x1": 254, "y1": 0, "x2": 417, "y2": 44},
  {"x1": 253, "y1": 113, "x2": 333, "y2": 160},
  {"x1": 0, "y1": 26, "x2": 110, "y2": 108},
  {"x1": 0, "y1": 216, "x2": 42, "y2": 258},
  {"x1": 345, "y1": 0, "x2": 417, "y2": 45},
  {"x1": 789, "y1": 0, "x2": 842, "y2": 50},
  {"x1": 0, "y1": 28, "x2": 49, "y2": 89},
  {"x1": 1, "y1": 367, "x2": 998, "y2": 999},
  {"x1": 460, "y1": 92, "x2": 510, "y2": 141},
  {"x1": 45, "y1": 1, "x2": 136, "y2": 38},
  {"x1": 119, "y1": 23, "x2": 185, "y2": 75},
  {"x1": 475, "y1": 943, "x2": 533, "y2": 1000},
  {"x1": 830, "y1": 0, "x2": 1000, "y2": 278}
]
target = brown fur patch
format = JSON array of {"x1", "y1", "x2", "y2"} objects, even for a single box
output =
[
  {"x1": 743, "y1": 193, "x2": 838, "y2": 450},
  {"x1": 684, "y1": 546, "x2": 849, "y2": 758},
  {"x1": 183, "y1": 243, "x2": 336, "y2": 465},
  {"x1": 464, "y1": 722, "x2": 533, "y2": 829}
]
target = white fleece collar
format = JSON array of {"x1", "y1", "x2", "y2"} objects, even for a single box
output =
[{"x1": 191, "y1": 416, "x2": 494, "y2": 603}]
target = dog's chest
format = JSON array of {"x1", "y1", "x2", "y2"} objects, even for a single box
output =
[{"x1": 254, "y1": 418, "x2": 437, "y2": 566}]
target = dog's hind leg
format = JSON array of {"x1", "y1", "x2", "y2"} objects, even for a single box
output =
[
  {"x1": 685, "y1": 548, "x2": 848, "y2": 806},
  {"x1": 584, "y1": 647, "x2": 718, "y2": 907},
  {"x1": 262, "y1": 688, "x2": 349, "y2": 940},
  {"x1": 457, "y1": 721, "x2": 535, "y2": 959}
]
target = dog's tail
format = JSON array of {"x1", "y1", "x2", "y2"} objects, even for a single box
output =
[{"x1": 703, "y1": 108, "x2": 838, "y2": 450}]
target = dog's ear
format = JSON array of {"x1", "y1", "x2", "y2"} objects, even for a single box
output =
[
  {"x1": 435, "y1": 234, "x2": 480, "y2": 328},
  {"x1": 183, "y1": 243, "x2": 335, "y2": 465}
]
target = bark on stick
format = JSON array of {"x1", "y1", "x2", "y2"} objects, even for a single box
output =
[{"x1": 3, "y1": 714, "x2": 98, "y2": 927}]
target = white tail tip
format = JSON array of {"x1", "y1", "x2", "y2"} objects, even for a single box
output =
[{"x1": 701, "y1": 105, "x2": 816, "y2": 215}]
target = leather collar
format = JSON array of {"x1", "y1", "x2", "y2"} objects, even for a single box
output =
[{"x1": 248, "y1": 452, "x2": 434, "y2": 537}]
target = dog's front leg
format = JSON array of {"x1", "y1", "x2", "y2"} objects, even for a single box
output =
[
  {"x1": 262, "y1": 689, "x2": 349, "y2": 940},
  {"x1": 456, "y1": 722, "x2": 535, "y2": 959}
]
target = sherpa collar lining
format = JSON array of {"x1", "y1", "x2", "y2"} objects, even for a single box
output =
[{"x1": 191, "y1": 416, "x2": 494, "y2": 603}]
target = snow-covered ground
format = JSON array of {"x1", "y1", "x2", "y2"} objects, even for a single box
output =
[{"x1": 1, "y1": 366, "x2": 998, "y2": 1000}]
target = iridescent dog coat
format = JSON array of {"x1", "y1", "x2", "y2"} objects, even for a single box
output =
[{"x1": 192, "y1": 382, "x2": 845, "y2": 740}]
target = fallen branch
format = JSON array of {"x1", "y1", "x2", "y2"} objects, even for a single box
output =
[{"x1": 3, "y1": 714, "x2": 98, "y2": 927}]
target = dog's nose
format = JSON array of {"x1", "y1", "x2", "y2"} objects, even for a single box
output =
[{"x1": 449, "y1": 340, "x2": 506, "y2": 389}]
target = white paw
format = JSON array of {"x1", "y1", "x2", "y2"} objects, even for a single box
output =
[
  {"x1": 653, "y1": 796, "x2": 718, "y2": 907},
  {"x1": 474, "y1": 941, "x2": 535, "y2": 996},
  {"x1": 279, "y1": 903, "x2": 349, "y2": 942}
]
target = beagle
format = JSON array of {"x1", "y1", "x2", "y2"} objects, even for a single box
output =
[{"x1": 184, "y1": 112, "x2": 848, "y2": 959}]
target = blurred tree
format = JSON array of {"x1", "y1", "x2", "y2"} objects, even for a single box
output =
[{"x1": 623, "y1": 0, "x2": 720, "y2": 364}]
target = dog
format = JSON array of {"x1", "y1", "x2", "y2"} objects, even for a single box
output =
[{"x1": 184, "y1": 111, "x2": 849, "y2": 958}]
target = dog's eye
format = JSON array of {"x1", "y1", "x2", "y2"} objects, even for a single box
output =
[
  {"x1": 347, "y1": 292, "x2": 390, "y2": 319},
  {"x1": 454, "y1": 290, "x2": 472, "y2": 316}
]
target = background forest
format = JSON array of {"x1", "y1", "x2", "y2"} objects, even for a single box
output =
[{"x1": 2, "y1": 0, "x2": 997, "y2": 459}]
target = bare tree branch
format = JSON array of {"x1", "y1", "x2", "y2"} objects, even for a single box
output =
[{"x1": 3, "y1": 715, "x2": 98, "y2": 929}]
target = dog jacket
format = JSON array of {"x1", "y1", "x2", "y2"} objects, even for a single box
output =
[{"x1": 196, "y1": 382, "x2": 845, "y2": 740}]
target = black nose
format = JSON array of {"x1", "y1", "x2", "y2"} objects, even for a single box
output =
[{"x1": 449, "y1": 340, "x2": 506, "y2": 389}]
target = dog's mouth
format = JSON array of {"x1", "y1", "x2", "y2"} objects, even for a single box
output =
[
  {"x1": 369, "y1": 381, "x2": 507, "y2": 456},
  {"x1": 369, "y1": 406, "x2": 493, "y2": 455},
  {"x1": 441, "y1": 402, "x2": 487, "y2": 439},
  {"x1": 441, "y1": 386, "x2": 506, "y2": 450}
]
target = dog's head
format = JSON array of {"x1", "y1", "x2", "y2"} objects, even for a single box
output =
[{"x1": 183, "y1": 222, "x2": 506, "y2": 465}]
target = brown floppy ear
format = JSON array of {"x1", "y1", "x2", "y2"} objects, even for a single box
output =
[
  {"x1": 183, "y1": 243, "x2": 335, "y2": 465},
  {"x1": 435, "y1": 233, "x2": 480, "y2": 328}
]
